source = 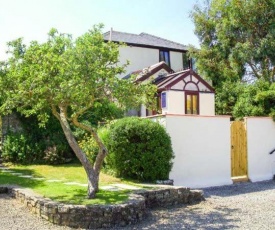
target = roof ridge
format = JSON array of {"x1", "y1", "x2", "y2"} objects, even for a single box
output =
[
  {"x1": 166, "y1": 69, "x2": 190, "y2": 77},
  {"x1": 140, "y1": 32, "x2": 187, "y2": 47},
  {"x1": 104, "y1": 30, "x2": 139, "y2": 36},
  {"x1": 103, "y1": 30, "x2": 187, "y2": 51}
]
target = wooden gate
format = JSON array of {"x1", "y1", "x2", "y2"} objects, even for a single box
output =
[{"x1": 231, "y1": 121, "x2": 248, "y2": 181}]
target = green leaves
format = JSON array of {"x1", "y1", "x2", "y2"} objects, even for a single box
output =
[
  {"x1": 105, "y1": 117, "x2": 174, "y2": 181},
  {"x1": 191, "y1": 0, "x2": 275, "y2": 118},
  {"x1": 191, "y1": 0, "x2": 275, "y2": 83},
  {"x1": 0, "y1": 25, "x2": 156, "y2": 125}
]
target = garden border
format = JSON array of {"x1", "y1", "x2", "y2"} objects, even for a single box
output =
[{"x1": 0, "y1": 185, "x2": 204, "y2": 229}]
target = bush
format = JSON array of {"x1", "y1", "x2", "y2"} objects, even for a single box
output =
[
  {"x1": 105, "y1": 117, "x2": 174, "y2": 182},
  {"x1": 2, "y1": 132, "x2": 44, "y2": 163},
  {"x1": 1, "y1": 113, "x2": 73, "y2": 164}
]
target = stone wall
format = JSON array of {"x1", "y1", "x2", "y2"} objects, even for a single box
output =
[
  {"x1": 0, "y1": 185, "x2": 204, "y2": 229},
  {"x1": 136, "y1": 187, "x2": 204, "y2": 208},
  {"x1": 1, "y1": 113, "x2": 23, "y2": 137}
]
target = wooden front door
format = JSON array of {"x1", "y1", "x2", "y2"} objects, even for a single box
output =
[{"x1": 231, "y1": 121, "x2": 248, "y2": 179}]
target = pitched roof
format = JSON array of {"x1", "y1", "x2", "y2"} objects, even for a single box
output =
[
  {"x1": 135, "y1": 61, "x2": 174, "y2": 82},
  {"x1": 123, "y1": 61, "x2": 174, "y2": 81},
  {"x1": 156, "y1": 69, "x2": 215, "y2": 93},
  {"x1": 127, "y1": 62, "x2": 214, "y2": 93},
  {"x1": 103, "y1": 30, "x2": 188, "y2": 51}
]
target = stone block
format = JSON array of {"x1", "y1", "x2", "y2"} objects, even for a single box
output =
[
  {"x1": 58, "y1": 205, "x2": 71, "y2": 213},
  {"x1": 0, "y1": 187, "x2": 8, "y2": 193},
  {"x1": 41, "y1": 214, "x2": 49, "y2": 220},
  {"x1": 53, "y1": 214, "x2": 61, "y2": 225}
]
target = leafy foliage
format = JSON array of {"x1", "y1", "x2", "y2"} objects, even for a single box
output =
[
  {"x1": 215, "y1": 80, "x2": 243, "y2": 115},
  {"x1": 2, "y1": 132, "x2": 32, "y2": 163},
  {"x1": 191, "y1": 0, "x2": 275, "y2": 84},
  {"x1": 190, "y1": 0, "x2": 275, "y2": 118},
  {"x1": 2, "y1": 113, "x2": 73, "y2": 164},
  {"x1": 104, "y1": 117, "x2": 174, "y2": 182},
  {"x1": 73, "y1": 100, "x2": 124, "y2": 140},
  {"x1": 0, "y1": 24, "x2": 157, "y2": 198},
  {"x1": 78, "y1": 127, "x2": 111, "y2": 170},
  {"x1": 233, "y1": 81, "x2": 275, "y2": 119}
]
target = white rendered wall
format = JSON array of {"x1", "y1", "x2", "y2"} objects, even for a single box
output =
[
  {"x1": 162, "y1": 91, "x2": 185, "y2": 115},
  {"x1": 170, "y1": 51, "x2": 183, "y2": 71},
  {"x1": 165, "y1": 115, "x2": 232, "y2": 188},
  {"x1": 140, "y1": 104, "x2": 147, "y2": 117},
  {"x1": 162, "y1": 91, "x2": 215, "y2": 116},
  {"x1": 246, "y1": 117, "x2": 275, "y2": 182},
  {"x1": 118, "y1": 46, "x2": 158, "y2": 78},
  {"x1": 199, "y1": 93, "x2": 215, "y2": 116}
]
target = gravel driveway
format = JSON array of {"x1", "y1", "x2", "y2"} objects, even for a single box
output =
[{"x1": 0, "y1": 180, "x2": 274, "y2": 230}]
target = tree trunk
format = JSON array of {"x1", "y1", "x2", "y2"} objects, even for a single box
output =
[{"x1": 57, "y1": 107, "x2": 100, "y2": 198}]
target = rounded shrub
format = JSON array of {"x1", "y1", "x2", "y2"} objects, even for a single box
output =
[{"x1": 106, "y1": 117, "x2": 174, "y2": 182}]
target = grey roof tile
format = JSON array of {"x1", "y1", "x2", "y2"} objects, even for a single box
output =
[{"x1": 103, "y1": 30, "x2": 188, "y2": 51}]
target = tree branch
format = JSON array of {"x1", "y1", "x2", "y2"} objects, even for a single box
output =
[
  {"x1": 247, "y1": 61, "x2": 261, "y2": 79},
  {"x1": 71, "y1": 115, "x2": 108, "y2": 173}
]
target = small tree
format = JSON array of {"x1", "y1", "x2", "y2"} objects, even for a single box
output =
[{"x1": 0, "y1": 25, "x2": 156, "y2": 198}]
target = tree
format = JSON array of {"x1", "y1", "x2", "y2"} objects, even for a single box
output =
[
  {"x1": 0, "y1": 25, "x2": 156, "y2": 198},
  {"x1": 233, "y1": 80, "x2": 275, "y2": 120},
  {"x1": 189, "y1": 0, "x2": 275, "y2": 116}
]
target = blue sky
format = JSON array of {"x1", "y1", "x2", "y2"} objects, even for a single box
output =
[{"x1": 0, "y1": 0, "x2": 202, "y2": 60}]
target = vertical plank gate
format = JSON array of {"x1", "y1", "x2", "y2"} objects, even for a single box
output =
[{"x1": 231, "y1": 121, "x2": 248, "y2": 181}]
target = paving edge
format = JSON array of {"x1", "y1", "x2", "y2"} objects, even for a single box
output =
[{"x1": 0, "y1": 185, "x2": 204, "y2": 229}]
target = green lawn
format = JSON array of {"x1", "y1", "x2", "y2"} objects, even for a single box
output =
[{"x1": 0, "y1": 163, "x2": 135, "y2": 205}]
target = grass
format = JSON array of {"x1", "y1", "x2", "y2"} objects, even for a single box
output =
[{"x1": 0, "y1": 163, "x2": 135, "y2": 205}]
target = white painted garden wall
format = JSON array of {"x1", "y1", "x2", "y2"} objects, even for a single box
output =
[
  {"x1": 245, "y1": 117, "x2": 275, "y2": 182},
  {"x1": 162, "y1": 114, "x2": 232, "y2": 188},
  {"x1": 150, "y1": 115, "x2": 275, "y2": 189}
]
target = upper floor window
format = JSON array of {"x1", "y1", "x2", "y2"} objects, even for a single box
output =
[
  {"x1": 182, "y1": 53, "x2": 196, "y2": 71},
  {"x1": 182, "y1": 53, "x2": 190, "y2": 69},
  {"x1": 159, "y1": 50, "x2": 170, "y2": 66}
]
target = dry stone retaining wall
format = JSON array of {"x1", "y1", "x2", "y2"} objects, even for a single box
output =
[{"x1": 0, "y1": 185, "x2": 204, "y2": 229}]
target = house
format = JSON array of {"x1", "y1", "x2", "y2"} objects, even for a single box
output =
[
  {"x1": 103, "y1": 30, "x2": 214, "y2": 116},
  {"x1": 103, "y1": 29, "x2": 192, "y2": 78},
  {"x1": 134, "y1": 62, "x2": 215, "y2": 116}
]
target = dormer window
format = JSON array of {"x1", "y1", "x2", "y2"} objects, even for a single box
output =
[{"x1": 159, "y1": 50, "x2": 170, "y2": 66}]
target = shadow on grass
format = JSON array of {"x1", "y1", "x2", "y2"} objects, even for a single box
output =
[
  {"x1": 0, "y1": 170, "x2": 129, "y2": 205},
  {"x1": 0, "y1": 169, "x2": 45, "y2": 189},
  {"x1": 47, "y1": 188, "x2": 129, "y2": 205}
]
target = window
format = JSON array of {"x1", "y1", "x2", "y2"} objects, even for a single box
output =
[
  {"x1": 185, "y1": 92, "x2": 199, "y2": 115},
  {"x1": 159, "y1": 50, "x2": 170, "y2": 66},
  {"x1": 191, "y1": 58, "x2": 196, "y2": 71},
  {"x1": 182, "y1": 53, "x2": 190, "y2": 69},
  {"x1": 161, "y1": 92, "x2": 167, "y2": 108},
  {"x1": 182, "y1": 53, "x2": 196, "y2": 70}
]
